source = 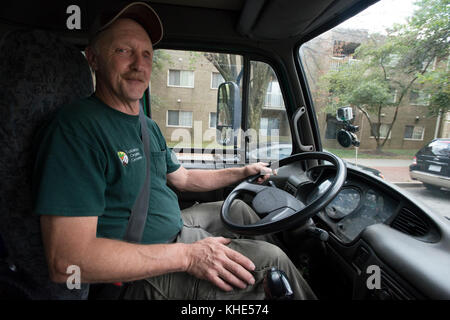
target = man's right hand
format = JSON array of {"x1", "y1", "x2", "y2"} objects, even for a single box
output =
[{"x1": 184, "y1": 237, "x2": 256, "y2": 291}]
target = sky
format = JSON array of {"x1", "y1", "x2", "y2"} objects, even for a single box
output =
[{"x1": 339, "y1": 0, "x2": 418, "y2": 33}]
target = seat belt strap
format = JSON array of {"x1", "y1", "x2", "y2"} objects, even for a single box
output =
[{"x1": 124, "y1": 107, "x2": 151, "y2": 243}]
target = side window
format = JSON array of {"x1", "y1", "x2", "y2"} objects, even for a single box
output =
[
  {"x1": 150, "y1": 49, "x2": 243, "y2": 162},
  {"x1": 246, "y1": 61, "x2": 292, "y2": 162},
  {"x1": 150, "y1": 50, "x2": 292, "y2": 164}
]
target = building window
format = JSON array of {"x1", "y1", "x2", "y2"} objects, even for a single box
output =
[
  {"x1": 330, "y1": 57, "x2": 360, "y2": 71},
  {"x1": 404, "y1": 125, "x2": 425, "y2": 140},
  {"x1": 167, "y1": 110, "x2": 193, "y2": 127},
  {"x1": 388, "y1": 88, "x2": 398, "y2": 104},
  {"x1": 330, "y1": 57, "x2": 344, "y2": 71},
  {"x1": 410, "y1": 89, "x2": 430, "y2": 106},
  {"x1": 370, "y1": 123, "x2": 392, "y2": 139},
  {"x1": 168, "y1": 70, "x2": 194, "y2": 88},
  {"x1": 209, "y1": 112, "x2": 217, "y2": 128},
  {"x1": 211, "y1": 72, "x2": 224, "y2": 89},
  {"x1": 264, "y1": 81, "x2": 284, "y2": 108}
]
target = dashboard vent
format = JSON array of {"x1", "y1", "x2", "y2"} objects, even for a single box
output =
[{"x1": 391, "y1": 208, "x2": 429, "y2": 237}]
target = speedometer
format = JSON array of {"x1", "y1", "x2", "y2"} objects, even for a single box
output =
[{"x1": 325, "y1": 187, "x2": 361, "y2": 220}]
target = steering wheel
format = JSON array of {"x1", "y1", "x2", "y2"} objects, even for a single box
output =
[{"x1": 220, "y1": 152, "x2": 347, "y2": 235}]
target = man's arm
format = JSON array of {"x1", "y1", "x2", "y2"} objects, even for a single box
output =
[
  {"x1": 40, "y1": 215, "x2": 255, "y2": 291},
  {"x1": 167, "y1": 162, "x2": 274, "y2": 192}
]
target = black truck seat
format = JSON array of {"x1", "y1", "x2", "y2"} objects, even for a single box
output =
[{"x1": 0, "y1": 29, "x2": 93, "y2": 299}]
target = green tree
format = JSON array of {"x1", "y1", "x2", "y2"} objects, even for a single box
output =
[
  {"x1": 397, "y1": 0, "x2": 449, "y2": 116},
  {"x1": 418, "y1": 69, "x2": 450, "y2": 115}
]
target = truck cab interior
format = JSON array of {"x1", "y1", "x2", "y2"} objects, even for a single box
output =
[{"x1": 1, "y1": 0, "x2": 449, "y2": 300}]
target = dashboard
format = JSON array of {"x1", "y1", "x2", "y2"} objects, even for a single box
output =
[
  {"x1": 277, "y1": 162, "x2": 450, "y2": 299},
  {"x1": 292, "y1": 165, "x2": 398, "y2": 244}
]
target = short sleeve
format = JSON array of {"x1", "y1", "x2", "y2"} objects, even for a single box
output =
[
  {"x1": 33, "y1": 125, "x2": 106, "y2": 216},
  {"x1": 166, "y1": 148, "x2": 181, "y2": 174}
]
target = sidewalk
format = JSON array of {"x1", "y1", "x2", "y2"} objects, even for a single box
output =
[{"x1": 343, "y1": 158, "x2": 422, "y2": 186}]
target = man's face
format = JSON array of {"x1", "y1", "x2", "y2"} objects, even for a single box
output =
[{"x1": 91, "y1": 18, "x2": 153, "y2": 104}]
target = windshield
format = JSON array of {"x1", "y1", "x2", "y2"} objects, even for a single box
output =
[{"x1": 299, "y1": 0, "x2": 449, "y2": 219}]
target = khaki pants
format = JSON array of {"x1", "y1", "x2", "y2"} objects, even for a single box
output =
[{"x1": 123, "y1": 200, "x2": 316, "y2": 300}]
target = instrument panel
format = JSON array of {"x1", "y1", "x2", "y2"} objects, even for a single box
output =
[{"x1": 304, "y1": 166, "x2": 397, "y2": 243}]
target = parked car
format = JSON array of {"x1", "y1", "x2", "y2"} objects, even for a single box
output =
[{"x1": 410, "y1": 138, "x2": 450, "y2": 190}]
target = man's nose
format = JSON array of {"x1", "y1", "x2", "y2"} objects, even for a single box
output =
[{"x1": 130, "y1": 53, "x2": 148, "y2": 72}]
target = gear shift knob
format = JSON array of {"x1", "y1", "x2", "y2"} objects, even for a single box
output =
[{"x1": 263, "y1": 267, "x2": 294, "y2": 300}]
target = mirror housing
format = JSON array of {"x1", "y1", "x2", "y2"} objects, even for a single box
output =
[
  {"x1": 216, "y1": 81, "x2": 241, "y2": 146},
  {"x1": 337, "y1": 130, "x2": 360, "y2": 148},
  {"x1": 336, "y1": 106, "x2": 360, "y2": 148}
]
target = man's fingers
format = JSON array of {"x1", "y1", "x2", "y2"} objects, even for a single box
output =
[
  {"x1": 218, "y1": 266, "x2": 249, "y2": 289},
  {"x1": 259, "y1": 167, "x2": 272, "y2": 175},
  {"x1": 215, "y1": 239, "x2": 256, "y2": 287},
  {"x1": 187, "y1": 237, "x2": 256, "y2": 291},
  {"x1": 257, "y1": 174, "x2": 271, "y2": 184},
  {"x1": 213, "y1": 276, "x2": 234, "y2": 292},
  {"x1": 223, "y1": 258, "x2": 255, "y2": 286},
  {"x1": 216, "y1": 237, "x2": 232, "y2": 245}
]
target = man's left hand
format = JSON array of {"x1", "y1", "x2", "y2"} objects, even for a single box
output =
[{"x1": 243, "y1": 162, "x2": 277, "y2": 184}]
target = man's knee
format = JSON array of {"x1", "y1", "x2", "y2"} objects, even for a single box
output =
[{"x1": 229, "y1": 239, "x2": 291, "y2": 270}]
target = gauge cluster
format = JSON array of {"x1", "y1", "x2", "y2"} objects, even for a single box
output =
[{"x1": 305, "y1": 166, "x2": 397, "y2": 243}]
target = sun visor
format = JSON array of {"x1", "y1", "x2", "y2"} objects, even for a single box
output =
[{"x1": 237, "y1": 0, "x2": 376, "y2": 41}]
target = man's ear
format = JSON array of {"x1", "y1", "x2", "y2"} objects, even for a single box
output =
[{"x1": 84, "y1": 46, "x2": 98, "y2": 71}]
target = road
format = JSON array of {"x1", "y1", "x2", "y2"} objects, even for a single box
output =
[
  {"x1": 344, "y1": 158, "x2": 414, "y2": 182},
  {"x1": 398, "y1": 186, "x2": 450, "y2": 222}
]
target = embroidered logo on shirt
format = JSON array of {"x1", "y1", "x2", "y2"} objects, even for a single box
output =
[
  {"x1": 117, "y1": 149, "x2": 143, "y2": 167},
  {"x1": 117, "y1": 151, "x2": 129, "y2": 166}
]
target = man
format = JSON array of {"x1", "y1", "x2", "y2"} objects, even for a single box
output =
[{"x1": 33, "y1": 2, "x2": 315, "y2": 300}]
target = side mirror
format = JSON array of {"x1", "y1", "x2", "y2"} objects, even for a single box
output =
[{"x1": 216, "y1": 81, "x2": 241, "y2": 146}]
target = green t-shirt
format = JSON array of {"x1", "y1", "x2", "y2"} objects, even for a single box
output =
[{"x1": 33, "y1": 95, "x2": 183, "y2": 244}]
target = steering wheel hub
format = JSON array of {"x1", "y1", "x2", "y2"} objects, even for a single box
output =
[{"x1": 252, "y1": 187, "x2": 305, "y2": 218}]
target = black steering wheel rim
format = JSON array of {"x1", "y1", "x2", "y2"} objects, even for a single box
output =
[{"x1": 220, "y1": 151, "x2": 347, "y2": 235}]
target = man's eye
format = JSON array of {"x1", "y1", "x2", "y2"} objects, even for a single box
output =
[{"x1": 116, "y1": 48, "x2": 130, "y2": 54}]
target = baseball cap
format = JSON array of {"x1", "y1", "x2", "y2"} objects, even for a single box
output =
[{"x1": 89, "y1": 1, "x2": 163, "y2": 45}]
